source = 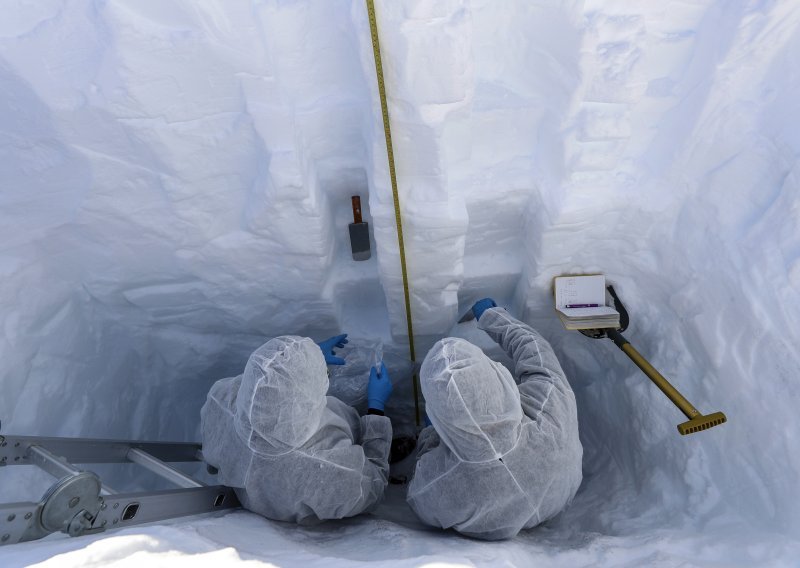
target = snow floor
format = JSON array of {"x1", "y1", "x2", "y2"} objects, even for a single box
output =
[
  {"x1": 5, "y1": 485, "x2": 799, "y2": 568},
  {"x1": 2, "y1": 0, "x2": 800, "y2": 566}
]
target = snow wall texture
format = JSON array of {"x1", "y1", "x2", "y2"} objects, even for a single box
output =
[{"x1": 1, "y1": 0, "x2": 799, "y2": 564}]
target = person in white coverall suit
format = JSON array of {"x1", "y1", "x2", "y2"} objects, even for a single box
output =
[
  {"x1": 201, "y1": 334, "x2": 394, "y2": 524},
  {"x1": 407, "y1": 299, "x2": 583, "y2": 540}
]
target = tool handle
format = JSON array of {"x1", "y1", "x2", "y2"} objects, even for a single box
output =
[
  {"x1": 607, "y1": 329, "x2": 700, "y2": 419},
  {"x1": 606, "y1": 285, "x2": 629, "y2": 332},
  {"x1": 351, "y1": 196, "x2": 363, "y2": 224}
]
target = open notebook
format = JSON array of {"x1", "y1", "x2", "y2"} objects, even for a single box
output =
[{"x1": 554, "y1": 274, "x2": 620, "y2": 330}]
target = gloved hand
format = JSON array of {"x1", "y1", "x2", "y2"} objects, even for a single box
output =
[
  {"x1": 472, "y1": 298, "x2": 497, "y2": 321},
  {"x1": 317, "y1": 334, "x2": 348, "y2": 365},
  {"x1": 367, "y1": 362, "x2": 393, "y2": 412}
]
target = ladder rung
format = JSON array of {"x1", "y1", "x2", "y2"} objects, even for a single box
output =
[
  {"x1": 126, "y1": 448, "x2": 204, "y2": 489},
  {"x1": 27, "y1": 445, "x2": 80, "y2": 478},
  {"x1": 26, "y1": 445, "x2": 116, "y2": 495}
]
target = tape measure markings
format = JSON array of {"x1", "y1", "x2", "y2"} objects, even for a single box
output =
[{"x1": 365, "y1": 0, "x2": 421, "y2": 425}]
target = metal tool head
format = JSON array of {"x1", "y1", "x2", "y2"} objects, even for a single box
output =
[
  {"x1": 349, "y1": 223, "x2": 370, "y2": 260},
  {"x1": 457, "y1": 310, "x2": 475, "y2": 323},
  {"x1": 579, "y1": 327, "x2": 609, "y2": 339},
  {"x1": 349, "y1": 195, "x2": 371, "y2": 261},
  {"x1": 677, "y1": 411, "x2": 727, "y2": 435}
]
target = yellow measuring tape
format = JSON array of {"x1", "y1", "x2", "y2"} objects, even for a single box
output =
[{"x1": 365, "y1": 0, "x2": 421, "y2": 426}]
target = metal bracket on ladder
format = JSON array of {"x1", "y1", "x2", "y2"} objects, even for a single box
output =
[{"x1": 0, "y1": 429, "x2": 240, "y2": 546}]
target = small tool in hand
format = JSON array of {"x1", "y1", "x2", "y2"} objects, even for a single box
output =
[
  {"x1": 458, "y1": 310, "x2": 475, "y2": 323},
  {"x1": 349, "y1": 195, "x2": 371, "y2": 261}
]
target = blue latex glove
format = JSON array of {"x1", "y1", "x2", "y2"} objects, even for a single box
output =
[
  {"x1": 317, "y1": 334, "x2": 348, "y2": 365},
  {"x1": 367, "y1": 362, "x2": 393, "y2": 412},
  {"x1": 472, "y1": 298, "x2": 498, "y2": 321}
]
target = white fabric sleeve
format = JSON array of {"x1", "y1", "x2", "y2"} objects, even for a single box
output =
[
  {"x1": 415, "y1": 425, "x2": 441, "y2": 458},
  {"x1": 477, "y1": 307, "x2": 573, "y2": 422},
  {"x1": 351, "y1": 414, "x2": 392, "y2": 513}
]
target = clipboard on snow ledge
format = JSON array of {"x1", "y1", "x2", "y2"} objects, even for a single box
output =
[{"x1": 553, "y1": 274, "x2": 620, "y2": 330}]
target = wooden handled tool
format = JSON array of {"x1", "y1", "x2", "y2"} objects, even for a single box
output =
[{"x1": 349, "y1": 196, "x2": 371, "y2": 261}]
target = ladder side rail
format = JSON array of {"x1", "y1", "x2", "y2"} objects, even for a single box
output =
[
  {"x1": 91, "y1": 486, "x2": 240, "y2": 531},
  {"x1": 1, "y1": 486, "x2": 240, "y2": 545},
  {"x1": 0, "y1": 502, "x2": 43, "y2": 545},
  {"x1": 1, "y1": 436, "x2": 203, "y2": 465}
]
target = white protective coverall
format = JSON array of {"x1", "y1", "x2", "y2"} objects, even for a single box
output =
[
  {"x1": 407, "y1": 308, "x2": 583, "y2": 540},
  {"x1": 201, "y1": 336, "x2": 392, "y2": 524}
]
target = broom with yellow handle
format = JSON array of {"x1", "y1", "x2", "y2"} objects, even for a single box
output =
[
  {"x1": 605, "y1": 328, "x2": 727, "y2": 435},
  {"x1": 585, "y1": 286, "x2": 727, "y2": 436}
]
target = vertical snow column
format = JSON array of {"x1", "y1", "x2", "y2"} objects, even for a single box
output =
[
  {"x1": 355, "y1": 1, "x2": 471, "y2": 352},
  {"x1": 355, "y1": 0, "x2": 585, "y2": 355},
  {"x1": 243, "y1": 0, "x2": 375, "y2": 334},
  {"x1": 454, "y1": 1, "x2": 584, "y2": 317},
  {"x1": 523, "y1": 0, "x2": 653, "y2": 315},
  {"x1": 665, "y1": 0, "x2": 800, "y2": 534},
  {"x1": 246, "y1": 0, "x2": 388, "y2": 341}
]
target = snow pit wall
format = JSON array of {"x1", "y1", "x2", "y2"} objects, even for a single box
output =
[{"x1": 1, "y1": 0, "x2": 799, "y2": 557}]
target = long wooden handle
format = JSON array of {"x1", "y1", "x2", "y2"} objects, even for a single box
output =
[
  {"x1": 351, "y1": 195, "x2": 363, "y2": 224},
  {"x1": 607, "y1": 330, "x2": 700, "y2": 419}
]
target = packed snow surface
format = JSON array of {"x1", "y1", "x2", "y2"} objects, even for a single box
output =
[{"x1": 2, "y1": 0, "x2": 800, "y2": 566}]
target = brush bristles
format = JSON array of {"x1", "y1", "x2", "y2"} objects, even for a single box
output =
[{"x1": 678, "y1": 412, "x2": 727, "y2": 435}]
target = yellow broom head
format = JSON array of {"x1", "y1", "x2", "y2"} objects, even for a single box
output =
[{"x1": 677, "y1": 411, "x2": 727, "y2": 435}]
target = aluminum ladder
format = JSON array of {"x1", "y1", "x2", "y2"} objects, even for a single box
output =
[{"x1": 0, "y1": 427, "x2": 240, "y2": 546}]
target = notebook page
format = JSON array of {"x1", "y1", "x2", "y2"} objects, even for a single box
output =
[{"x1": 554, "y1": 275, "x2": 606, "y2": 310}]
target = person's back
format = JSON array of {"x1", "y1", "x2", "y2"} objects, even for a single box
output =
[
  {"x1": 407, "y1": 303, "x2": 583, "y2": 540},
  {"x1": 201, "y1": 335, "x2": 393, "y2": 524}
]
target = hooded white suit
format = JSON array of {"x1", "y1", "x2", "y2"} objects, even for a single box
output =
[
  {"x1": 201, "y1": 336, "x2": 392, "y2": 523},
  {"x1": 408, "y1": 308, "x2": 582, "y2": 540}
]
